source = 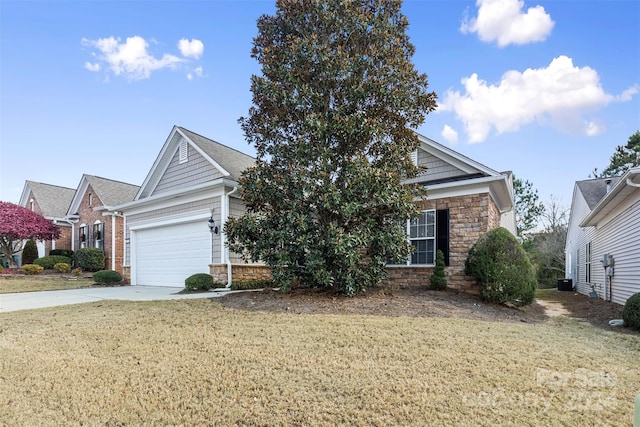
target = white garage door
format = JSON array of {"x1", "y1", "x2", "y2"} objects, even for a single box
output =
[{"x1": 136, "y1": 221, "x2": 211, "y2": 287}]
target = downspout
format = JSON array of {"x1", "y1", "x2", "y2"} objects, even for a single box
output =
[{"x1": 224, "y1": 186, "x2": 238, "y2": 288}]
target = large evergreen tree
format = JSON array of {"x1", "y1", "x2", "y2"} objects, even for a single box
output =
[
  {"x1": 513, "y1": 176, "x2": 544, "y2": 237},
  {"x1": 594, "y1": 130, "x2": 640, "y2": 178},
  {"x1": 226, "y1": 0, "x2": 437, "y2": 295}
]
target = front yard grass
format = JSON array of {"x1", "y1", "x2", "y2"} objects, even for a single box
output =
[
  {"x1": 0, "y1": 299, "x2": 638, "y2": 426},
  {"x1": 0, "y1": 276, "x2": 94, "y2": 294}
]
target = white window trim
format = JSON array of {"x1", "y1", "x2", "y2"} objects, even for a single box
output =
[{"x1": 409, "y1": 209, "x2": 436, "y2": 266}]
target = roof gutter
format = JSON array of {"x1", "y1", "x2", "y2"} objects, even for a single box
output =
[{"x1": 580, "y1": 167, "x2": 640, "y2": 227}]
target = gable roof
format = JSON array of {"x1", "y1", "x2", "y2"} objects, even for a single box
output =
[
  {"x1": 136, "y1": 126, "x2": 255, "y2": 200},
  {"x1": 18, "y1": 181, "x2": 75, "y2": 219},
  {"x1": 67, "y1": 174, "x2": 140, "y2": 215},
  {"x1": 576, "y1": 177, "x2": 622, "y2": 210},
  {"x1": 178, "y1": 127, "x2": 254, "y2": 182},
  {"x1": 404, "y1": 133, "x2": 514, "y2": 213},
  {"x1": 580, "y1": 168, "x2": 640, "y2": 227}
]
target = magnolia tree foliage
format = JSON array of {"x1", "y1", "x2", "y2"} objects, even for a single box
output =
[
  {"x1": 0, "y1": 201, "x2": 60, "y2": 267},
  {"x1": 226, "y1": 0, "x2": 437, "y2": 295}
]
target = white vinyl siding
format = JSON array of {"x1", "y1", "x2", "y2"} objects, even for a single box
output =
[
  {"x1": 590, "y1": 198, "x2": 640, "y2": 305},
  {"x1": 565, "y1": 186, "x2": 597, "y2": 297}
]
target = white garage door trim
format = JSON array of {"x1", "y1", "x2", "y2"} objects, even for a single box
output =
[{"x1": 133, "y1": 220, "x2": 212, "y2": 287}]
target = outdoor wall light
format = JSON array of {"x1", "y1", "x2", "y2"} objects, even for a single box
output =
[{"x1": 208, "y1": 209, "x2": 219, "y2": 235}]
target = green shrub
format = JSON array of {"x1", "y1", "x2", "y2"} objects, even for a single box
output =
[
  {"x1": 230, "y1": 279, "x2": 274, "y2": 291},
  {"x1": 22, "y1": 239, "x2": 39, "y2": 265},
  {"x1": 429, "y1": 249, "x2": 447, "y2": 291},
  {"x1": 465, "y1": 227, "x2": 536, "y2": 306},
  {"x1": 92, "y1": 270, "x2": 123, "y2": 285},
  {"x1": 184, "y1": 273, "x2": 216, "y2": 292},
  {"x1": 50, "y1": 249, "x2": 74, "y2": 259},
  {"x1": 76, "y1": 248, "x2": 105, "y2": 272},
  {"x1": 22, "y1": 264, "x2": 44, "y2": 275},
  {"x1": 622, "y1": 293, "x2": 640, "y2": 331},
  {"x1": 54, "y1": 262, "x2": 71, "y2": 273},
  {"x1": 33, "y1": 255, "x2": 72, "y2": 270}
]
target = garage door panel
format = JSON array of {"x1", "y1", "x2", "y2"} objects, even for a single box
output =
[{"x1": 136, "y1": 221, "x2": 211, "y2": 287}]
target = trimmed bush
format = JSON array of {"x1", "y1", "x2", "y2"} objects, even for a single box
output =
[
  {"x1": 76, "y1": 248, "x2": 105, "y2": 272},
  {"x1": 72, "y1": 268, "x2": 83, "y2": 277},
  {"x1": 34, "y1": 255, "x2": 72, "y2": 270},
  {"x1": 92, "y1": 270, "x2": 122, "y2": 285},
  {"x1": 54, "y1": 262, "x2": 71, "y2": 273},
  {"x1": 22, "y1": 264, "x2": 44, "y2": 275},
  {"x1": 184, "y1": 273, "x2": 216, "y2": 292},
  {"x1": 22, "y1": 239, "x2": 39, "y2": 265},
  {"x1": 230, "y1": 279, "x2": 273, "y2": 291},
  {"x1": 50, "y1": 249, "x2": 74, "y2": 259},
  {"x1": 465, "y1": 227, "x2": 536, "y2": 306},
  {"x1": 622, "y1": 292, "x2": 640, "y2": 331},
  {"x1": 429, "y1": 249, "x2": 447, "y2": 291}
]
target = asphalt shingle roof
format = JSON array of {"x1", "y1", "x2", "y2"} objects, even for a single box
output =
[
  {"x1": 576, "y1": 177, "x2": 621, "y2": 209},
  {"x1": 178, "y1": 127, "x2": 255, "y2": 181},
  {"x1": 25, "y1": 181, "x2": 75, "y2": 218},
  {"x1": 83, "y1": 175, "x2": 140, "y2": 207}
]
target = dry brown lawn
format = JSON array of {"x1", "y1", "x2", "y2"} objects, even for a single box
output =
[
  {"x1": 0, "y1": 277, "x2": 94, "y2": 294},
  {"x1": 1, "y1": 298, "x2": 638, "y2": 426}
]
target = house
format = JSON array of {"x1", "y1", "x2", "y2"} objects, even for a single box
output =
[
  {"x1": 66, "y1": 175, "x2": 139, "y2": 276},
  {"x1": 565, "y1": 167, "x2": 640, "y2": 305},
  {"x1": 18, "y1": 181, "x2": 76, "y2": 258},
  {"x1": 114, "y1": 126, "x2": 515, "y2": 292},
  {"x1": 113, "y1": 126, "x2": 256, "y2": 286},
  {"x1": 385, "y1": 134, "x2": 516, "y2": 292}
]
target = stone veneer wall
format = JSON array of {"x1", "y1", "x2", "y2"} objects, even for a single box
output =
[
  {"x1": 382, "y1": 193, "x2": 501, "y2": 293},
  {"x1": 210, "y1": 264, "x2": 272, "y2": 284},
  {"x1": 208, "y1": 193, "x2": 501, "y2": 294}
]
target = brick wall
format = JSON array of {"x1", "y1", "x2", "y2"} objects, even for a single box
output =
[{"x1": 74, "y1": 184, "x2": 127, "y2": 274}]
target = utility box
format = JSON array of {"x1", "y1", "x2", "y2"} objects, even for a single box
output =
[{"x1": 558, "y1": 279, "x2": 573, "y2": 292}]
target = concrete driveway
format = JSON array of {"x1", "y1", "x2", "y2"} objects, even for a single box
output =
[{"x1": 0, "y1": 286, "x2": 236, "y2": 313}]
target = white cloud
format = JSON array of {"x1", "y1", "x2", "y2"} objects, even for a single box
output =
[
  {"x1": 187, "y1": 66, "x2": 204, "y2": 80},
  {"x1": 460, "y1": 0, "x2": 554, "y2": 47},
  {"x1": 439, "y1": 55, "x2": 637, "y2": 143},
  {"x1": 178, "y1": 38, "x2": 204, "y2": 59},
  {"x1": 441, "y1": 125, "x2": 459, "y2": 145},
  {"x1": 84, "y1": 62, "x2": 100, "y2": 72},
  {"x1": 82, "y1": 36, "x2": 186, "y2": 80}
]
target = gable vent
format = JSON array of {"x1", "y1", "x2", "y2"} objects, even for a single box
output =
[
  {"x1": 179, "y1": 139, "x2": 188, "y2": 164},
  {"x1": 410, "y1": 149, "x2": 418, "y2": 166}
]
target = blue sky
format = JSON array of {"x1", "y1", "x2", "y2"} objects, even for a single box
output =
[{"x1": 1, "y1": 0, "x2": 638, "y2": 214}]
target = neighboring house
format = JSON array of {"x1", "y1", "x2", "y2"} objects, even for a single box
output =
[
  {"x1": 115, "y1": 126, "x2": 515, "y2": 292},
  {"x1": 565, "y1": 167, "x2": 640, "y2": 305},
  {"x1": 18, "y1": 181, "x2": 76, "y2": 258},
  {"x1": 66, "y1": 175, "x2": 139, "y2": 276}
]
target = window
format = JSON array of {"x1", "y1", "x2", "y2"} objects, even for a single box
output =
[
  {"x1": 386, "y1": 209, "x2": 449, "y2": 266},
  {"x1": 78, "y1": 225, "x2": 88, "y2": 249},
  {"x1": 585, "y1": 242, "x2": 591, "y2": 283},
  {"x1": 410, "y1": 210, "x2": 435, "y2": 265},
  {"x1": 93, "y1": 222, "x2": 104, "y2": 249}
]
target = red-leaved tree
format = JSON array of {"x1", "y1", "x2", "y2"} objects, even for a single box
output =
[{"x1": 0, "y1": 201, "x2": 60, "y2": 267}]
